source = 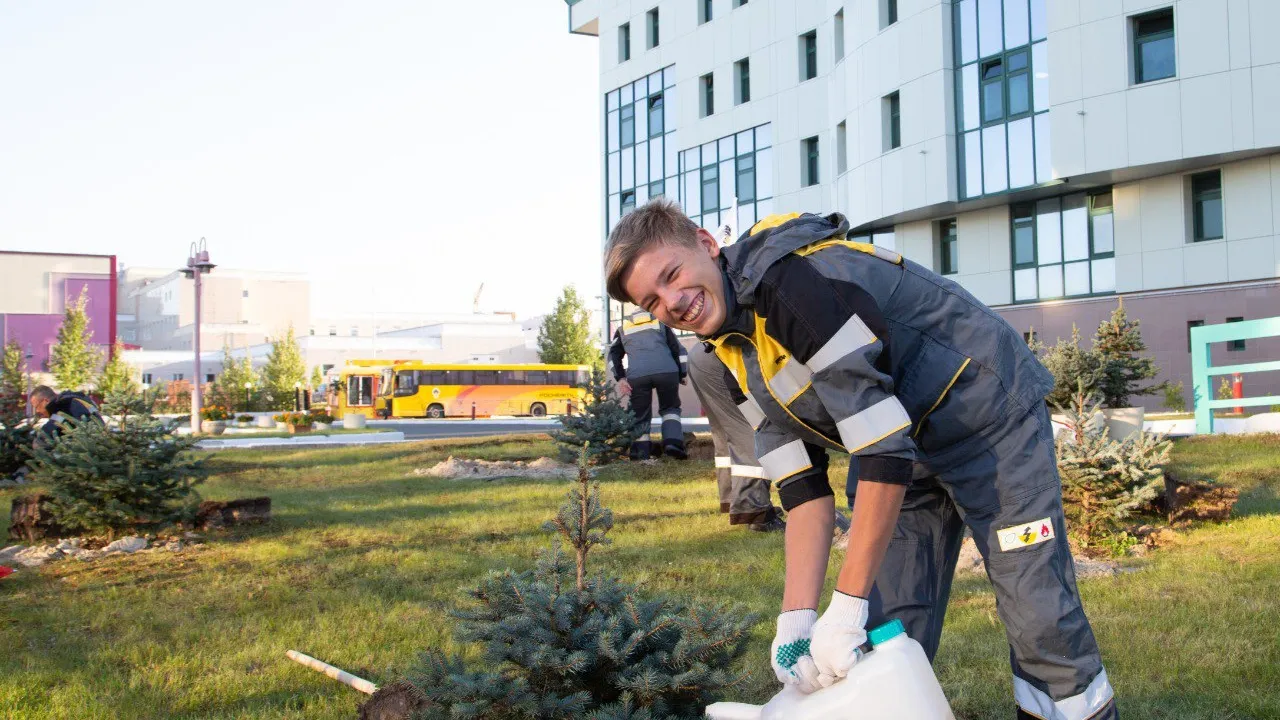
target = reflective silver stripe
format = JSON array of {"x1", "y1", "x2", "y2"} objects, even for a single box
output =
[
  {"x1": 768, "y1": 356, "x2": 812, "y2": 404},
  {"x1": 731, "y1": 464, "x2": 766, "y2": 479},
  {"x1": 835, "y1": 396, "x2": 911, "y2": 452},
  {"x1": 714, "y1": 456, "x2": 731, "y2": 468},
  {"x1": 679, "y1": 356, "x2": 688, "y2": 364},
  {"x1": 1014, "y1": 669, "x2": 1114, "y2": 720},
  {"x1": 737, "y1": 396, "x2": 766, "y2": 429},
  {"x1": 871, "y1": 246, "x2": 902, "y2": 264},
  {"x1": 759, "y1": 440, "x2": 812, "y2": 482},
  {"x1": 806, "y1": 314, "x2": 877, "y2": 373},
  {"x1": 661, "y1": 413, "x2": 681, "y2": 422}
]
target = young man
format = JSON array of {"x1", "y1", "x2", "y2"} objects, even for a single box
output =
[
  {"x1": 604, "y1": 200, "x2": 1116, "y2": 720},
  {"x1": 608, "y1": 310, "x2": 689, "y2": 460},
  {"x1": 30, "y1": 385, "x2": 104, "y2": 450}
]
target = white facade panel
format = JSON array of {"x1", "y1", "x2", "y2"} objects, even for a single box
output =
[
  {"x1": 1126, "y1": 81, "x2": 1183, "y2": 167},
  {"x1": 1227, "y1": 236, "x2": 1277, "y2": 283},
  {"x1": 1183, "y1": 241, "x2": 1229, "y2": 286},
  {"x1": 1248, "y1": 0, "x2": 1280, "y2": 66},
  {"x1": 1078, "y1": 17, "x2": 1127, "y2": 99},
  {"x1": 1179, "y1": 75, "x2": 1234, "y2": 159}
]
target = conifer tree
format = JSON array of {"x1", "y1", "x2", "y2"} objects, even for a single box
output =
[
  {"x1": 1054, "y1": 381, "x2": 1171, "y2": 546},
  {"x1": 27, "y1": 386, "x2": 206, "y2": 537},
  {"x1": 1092, "y1": 299, "x2": 1167, "y2": 408},
  {"x1": 48, "y1": 287, "x2": 102, "y2": 391},
  {"x1": 97, "y1": 340, "x2": 140, "y2": 402},
  {"x1": 538, "y1": 286, "x2": 598, "y2": 367},
  {"x1": 399, "y1": 445, "x2": 755, "y2": 719},
  {"x1": 0, "y1": 341, "x2": 33, "y2": 479},
  {"x1": 259, "y1": 326, "x2": 307, "y2": 410},
  {"x1": 310, "y1": 365, "x2": 324, "y2": 389},
  {"x1": 553, "y1": 368, "x2": 640, "y2": 464},
  {"x1": 210, "y1": 344, "x2": 260, "y2": 412},
  {"x1": 1037, "y1": 325, "x2": 1105, "y2": 410}
]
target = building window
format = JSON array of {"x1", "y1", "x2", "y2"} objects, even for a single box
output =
[
  {"x1": 309, "y1": 327, "x2": 315, "y2": 335},
  {"x1": 206, "y1": 373, "x2": 215, "y2": 384},
  {"x1": 802, "y1": 136, "x2": 820, "y2": 187},
  {"x1": 834, "y1": 9, "x2": 845, "y2": 60},
  {"x1": 328, "y1": 326, "x2": 337, "y2": 336},
  {"x1": 701, "y1": 0, "x2": 713, "y2": 24},
  {"x1": 1187, "y1": 320, "x2": 1204, "y2": 353},
  {"x1": 1133, "y1": 8, "x2": 1175, "y2": 84},
  {"x1": 350, "y1": 326, "x2": 359, "y2": 337},
  {"x1": 1191, "y1": 170, "x2": 1223, "y2": 242},
  {"x1": 836, "y1": 121, "x2": 848, "y2": 175},
  {"x1": 141, "y1": 373, "x2": 153, "y2": 386},
  {"x1": 1227, "y1": 317, "x2": 1246, "y2": 351},
  {"x1": 800, "y1": 31, "x2": 818, "y2": 81},
  {"x1": 701, "y1": 73, "x2": 715, "y2": 116},
  {"x1": 678, "y1": 123, "x2": 774, "y2": 235},
  {"x1": 647, "y1": 8, "x2": 659, "y2": 49},
  {"x1": 882, "y1": 0, "x2": 898, "y2": 28},
  {"x1": 979, "y1": 49, "x2": 1030, "y2": 125},
  {"x1": 1011, "y1": 190, "x2": 1116, "y2": 302},
  {"x1": 618, "y1": 23, "x2": 631, "y2": 63},
  {"x1": 735, "y1": 0, "x2": 747, "y2": 6},
  {"x1": 884, "y1": 92, "x2": 901, "y2": 150},
  {"x1": 939, "y1": 219, "x2": 958, "y2": 275},
  {"x1": 735, "y1": 58, "x2": 751, "y2": 104},
  {"x1": 242, "y1": 289, "x2": 249, "y2": 298},
  {"x1": 604, "y1": 66, "x2": 675, "y2": 236},
  {"x1": 173, "y1": 373, "x2": 184, "y2": 382}
]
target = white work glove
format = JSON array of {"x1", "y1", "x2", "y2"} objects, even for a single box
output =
[
  {"x1": 771, "y1": 609, "x2": 823, "y2": 694},
  {"x1": 810, "y1": 591, "x2": 870, "y2": 686}
]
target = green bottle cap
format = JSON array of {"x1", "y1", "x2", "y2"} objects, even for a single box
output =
[{"x1": 868, "y1": 618, "x2": 906, "y2": 646}]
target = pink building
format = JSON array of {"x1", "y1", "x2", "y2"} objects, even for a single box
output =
[{"x1": 0, "y1": 251, "x2": 117, "y2": 373}]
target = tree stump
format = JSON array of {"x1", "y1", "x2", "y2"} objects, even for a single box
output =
[
  {"x1": 194, "y1": 497, "x2": 272, "y2": 530},
  {"x1": 8, "y1": 494, "x2": 73, "y2": 542}
]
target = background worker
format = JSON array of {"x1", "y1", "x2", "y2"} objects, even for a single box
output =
[
  {"x1": 608, "y1": 310, "x2": 688, "y2": 460},
  {"x1": 30, "y1": 385, "x2": 105, "y2": 450}
]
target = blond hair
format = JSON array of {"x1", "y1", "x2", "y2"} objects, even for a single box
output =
[{"x1": 604, "y1": 197, "x2": 701, "y2": 303}]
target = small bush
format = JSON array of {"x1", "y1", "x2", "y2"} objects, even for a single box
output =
[
  {"x1": 200, "y1": 405, "x2": 230, "y2": 421},
  {"x1": 1162, "y1": 381, "x2": 1186, "y2": 413},
  {"x1": 552, "y1": 368, "x2": 640, "y2": 465},
  {"x1": 236, "y1": 414, "x2": 254, "y2": 423}
]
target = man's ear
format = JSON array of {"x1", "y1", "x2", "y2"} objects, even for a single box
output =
[{"x1": 695, "y1": 228, "x2": 721, "y2": 258}]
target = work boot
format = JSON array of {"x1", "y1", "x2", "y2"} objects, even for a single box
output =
[
  {"x1": 833, "y1": 510, "x2": 851, "y2": 533},
  {"x1": 663, "y1": 443, "x2": 688, "y2": 460},
  {"x1": 749, "y1": 516, "x2": 786, "y2": 533}
]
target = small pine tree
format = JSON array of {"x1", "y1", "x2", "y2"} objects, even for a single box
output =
[
  {"x1": 210, "y1": 345, "x2": 260, "y2": 413},
  {"x1": 400, "y1": 445, "x2": 755, "y2": 719},
  {"x1": 1037, "y1": 325, "x2": 1106, "y2": 410},
  {"x1": 553, "y1": 368, "x2": 640, "y2": 465},
  {"x1": 538, "y1": 286, "x2": 598, "y2": 367},
  {"x1": 27, "y1": 387, "x2": 206, "y2": 537},
  {"x1": 1162, "y1": 380, "x2": 1186, "y2": 413},
  {"x1": 1, "y1": 341, "x2": 33, "y2": 479},
  {"x1": 48, "y1": 287, "x2": 103, "y2": 391},
  {"x1": 1054, "y1": 381, "x2": 1171, "y2": 546},
  {"x1": 97, "y1": 340, "x2": 140, "y2": 401},
  {"x1": 1092, "y1": 299, "x2": 1167, "y2": 408},
  {"x1": 259, "y1": 326, "x2": 307, "y2": 410},
  {"x1": 310, "y1": 365, "x2": 324, "y2": 388}
]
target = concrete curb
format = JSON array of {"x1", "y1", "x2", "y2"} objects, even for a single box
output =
[{"x1": 196, "y1": 432, "x2": 406, "y2": 450}]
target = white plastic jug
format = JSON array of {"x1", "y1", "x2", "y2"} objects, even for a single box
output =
[{"x1": 705, "y1": 620, "x2": 955, "y2": 720}]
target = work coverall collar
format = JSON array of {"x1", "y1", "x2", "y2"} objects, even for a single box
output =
[{"x1": 720, "y1": 212, "x2": 851, "y2": 303}]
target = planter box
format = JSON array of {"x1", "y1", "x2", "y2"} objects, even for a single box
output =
[
  {"x1": 313, "y1": 422, "x2": 331, "y2": 431},
  {"x1": 1103, "y1": 407, "x2": 1145, "y2": 441},
  {"x1": 201, "y1": 420, "x2": 227, "y2": 435},
  {"x1": 255, "y1": 416, "x2": 276, "y2": 428},
  {"x1": 286, "y1": 423, "x2": 312, "y2": 434},
  {"x1": 343, "y1": 412, "x2": 367, "y2": 429}
]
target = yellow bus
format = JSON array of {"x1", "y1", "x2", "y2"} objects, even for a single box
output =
[
  {"x1": 377, "y1": 363, "x2": 590, "y2": 418},
  {"x1": 328, "y1": 363, "x2": 394, "y2": 420}
]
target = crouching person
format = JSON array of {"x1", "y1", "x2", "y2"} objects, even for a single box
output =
[{"x1": 30, "y1": 385, "x2": 105, "y2": 451}]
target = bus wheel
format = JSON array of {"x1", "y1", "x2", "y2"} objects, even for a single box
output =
[
  {"x1": 426, "y1": 404, "x2": 445, "y2": 419},
  {"x1": 530, "y1": 402, "x2": 547, "y2": 417}
]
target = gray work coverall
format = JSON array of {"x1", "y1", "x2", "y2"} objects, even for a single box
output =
[
  {"x1": 608, "y1": 312, "x2": 688, "y2": 460},
  {"x1": 706, "y1": 212, "x2": 1117, "y2": 720},
  {"x1": 687, "y1": 344, "x2": 775, "y2": 525}
]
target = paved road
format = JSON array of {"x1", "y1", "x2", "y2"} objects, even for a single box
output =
[{"x1": 370, "y1": 418, "x2": 709, "y2": 441}]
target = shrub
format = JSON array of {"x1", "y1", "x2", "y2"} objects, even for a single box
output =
[
  {"x1": 27, "y1": 389, "x2": 206, "y2": 537},
  {"x1": 1161, "y1": 381, "x2": 1187, "y2": 413},
  {"x1": 307, "y1": 409, "x2": 334, "y2": 424},
  {"x1": 397, "y1": 446, "x2": 755, "y2": 718},
  {"x1": 1035, "y1": 325, "x2": 1105, "y2": 410},
  {"x1": 1, "y1": 341, "x2": 34, "y2": 480},
  {"x1": 1092, "y1": 299, "x2": 1168, "y2": 408},
  {"x1": 274, "y1": 411, "x2": 312, "y2": 427},
  {"x1": 552, "y1": 368, "x2": 640, "y2": 465},
  {"x1": 200, "y1": 405, "x2": 230, "y2": 421},
  {"x1": 1054, "y1": 381, "x2": 1171, "y2": 548},
  {"x1": 236, "y1": 414, "x2": 254, "y2": 423}
]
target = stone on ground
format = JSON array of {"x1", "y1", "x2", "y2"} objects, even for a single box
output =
[
  {"x1": 412, "y1": 456, "x2": 577, "y2": 480},
  {"x1": 104, "y1": 536, "x2": 148, "y2": 554}
]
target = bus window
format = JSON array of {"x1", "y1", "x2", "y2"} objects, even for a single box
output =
[
  {"x1": 421, "y1": 370, "x2": 446, "y2": 385},
  {"x1": 503, "y1": 371, "x2": 526, "y2": 384},
  {"x1": 549, "y1": 370, "x2": 572, "y2": 386},
  {"x1": 527, "y1": 370, "x2": 548, "y2": 385},
  {"x1": 575, "y1": 369, "x2": 590, "y2": 387},
  {"x1": 395, "y1": 370, "x2": 418, "y2": 396},
  {"x1": 455, "y1": 370, "x2": 475, "y2": 385},
  {"x1": 474, "y1": 370, "x2": 497, "y2": 385},
  {"x1": 347, "y1": 376, "x2": 373, "y2": 405}
]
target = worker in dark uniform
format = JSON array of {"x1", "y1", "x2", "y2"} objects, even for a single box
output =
[
  {"x1": 688, "y1": 344, "x2": 781, "y2": 531},
  {"x1": 605, "y1": 200, "x2": 1117, "y2": 720},
  {"x1": 30, "y1": 385, "x2": 105, "y2": 450},
  {"x1": 608, "y1": 310, "x2": 688, "y2": 460}
]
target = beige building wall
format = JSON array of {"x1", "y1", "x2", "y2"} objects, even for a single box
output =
[{"x1": 0, "y1": 254, "x2": 113, "y2": 314}]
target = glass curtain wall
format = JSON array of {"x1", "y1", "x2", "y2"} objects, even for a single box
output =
[
  {"x1": 604, "y1": 66, "x2": 678, "y2": 234},
  {"x1": 954, "y1": 0, "x2": 1049, "y2": 198},
  {"x1": 677, "y1": 124, "x2": 774, "y2": 236},
  {"x1": 1011, "y1": 190, "x2": 1115, "y2": 302}
]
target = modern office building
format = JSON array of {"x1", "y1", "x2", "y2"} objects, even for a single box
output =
[
  {"x1": 563, "y1": 0, "x2": 1280, "y2": 409},
  {"x1": 0, "y1": 251, "x2": 117, "y2": 378}
]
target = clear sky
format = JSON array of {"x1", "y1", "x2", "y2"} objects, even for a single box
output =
[{"x1": 0, "y1": 1, "x2": 602, "y2": 319}]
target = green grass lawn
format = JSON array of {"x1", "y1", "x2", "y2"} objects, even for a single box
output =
[{"x1": 2, "y1": 434, "x2": 1278, "y2": 719}]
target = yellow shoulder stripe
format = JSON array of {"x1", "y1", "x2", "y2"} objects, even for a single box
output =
[
  {"x1": 749, "y1": 212, "x2": 804, "y2": 236},
  {"x1": 795, "y1": 239, "x2": 903, "y2": 265}
]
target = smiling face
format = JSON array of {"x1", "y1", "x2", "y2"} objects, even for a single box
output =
[{"x1": 620, "y1": 229, "x2": 728, "y2": 335}]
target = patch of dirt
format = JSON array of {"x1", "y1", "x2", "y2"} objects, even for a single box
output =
[
  {"x1": 411, "y1": 456, "x2": 577, "y2": 480},
  {"x1": 1155, "y1": 472, "x2": 1240, "y2": 526},
  {"x1": 357, "y1": 681, "x2": 427, "y2": 720}
]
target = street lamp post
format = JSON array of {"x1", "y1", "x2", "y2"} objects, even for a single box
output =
[
  {"x1": 181, "y1": 238, "x2": 216, "y2": 435},
  {"x1": 24, "y1": 345, "x2": 33, "y2": 418},
  {"x1": 244, "y1": 382, "x2": 252, "y2": 414},
  {"x1": 294, "y1": 382, "x2": 302, "y2": 412}
]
